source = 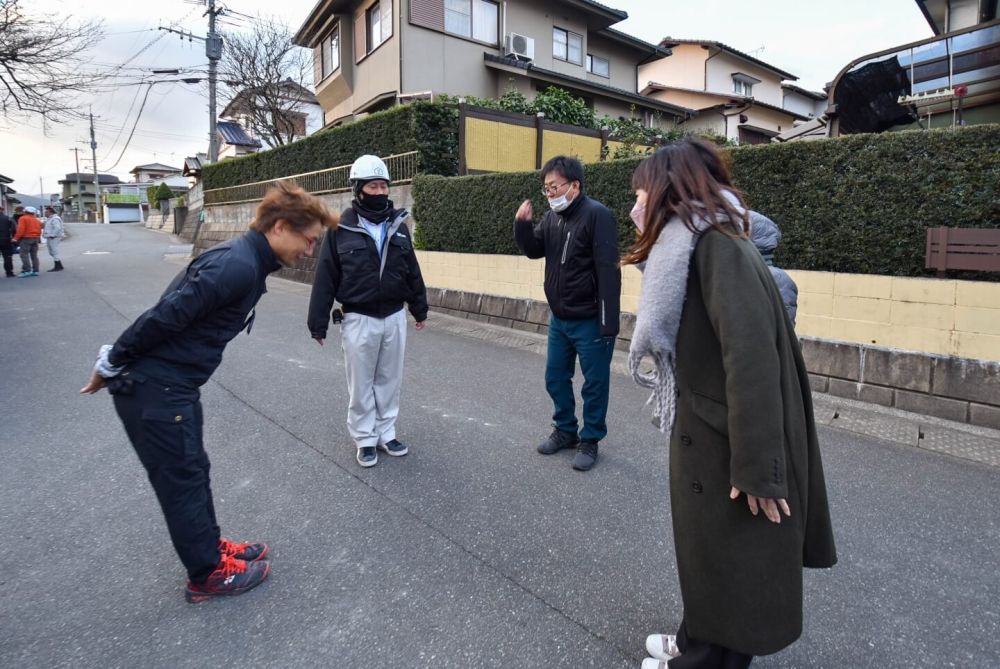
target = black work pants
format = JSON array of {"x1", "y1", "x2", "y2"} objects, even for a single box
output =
[
  {"x1": 669, "y1": 617, "x2": 753, "y2": 669},
  {"x1": 0, "y1": 241, "x2": 13, "y2": 275},
  {"x1": 111, "y1": 372, "x2": 221, "y2": 582}
]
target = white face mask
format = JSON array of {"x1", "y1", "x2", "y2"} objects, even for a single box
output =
[{"x1": 547, "y1": 194, "x2": 570, "y2": 212}]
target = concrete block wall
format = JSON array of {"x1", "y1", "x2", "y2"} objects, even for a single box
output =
[{"x1": 792, "y1": 271, "x2": 1000, "y2": 361}]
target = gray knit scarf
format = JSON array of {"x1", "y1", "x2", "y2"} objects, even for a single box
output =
[{"x1": 628, "y1": 196, "x2": 745, "y2": 434}]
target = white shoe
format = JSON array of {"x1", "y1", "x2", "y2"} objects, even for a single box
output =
[
  {"x1": 641, "y1": 659, "x2": 669, "y2": 669},
  {"x1": 645, "y1": 634, "x2": 681, "y2": 661}
]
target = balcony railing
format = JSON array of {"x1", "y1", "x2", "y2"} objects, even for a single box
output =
[{"x1": 203, "y1": 151, "x2": 420, "y2": 206}]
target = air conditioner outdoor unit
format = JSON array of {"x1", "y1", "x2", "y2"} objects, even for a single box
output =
[{"x1": 505, "y1": 32, "x2": 535, "y2": 61}]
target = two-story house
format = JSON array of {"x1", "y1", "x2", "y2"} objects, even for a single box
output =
[
  {"x1": 59, "y1": 173, "x2": 122, "y2": 214},
  {"x1": 292, "y1": 0, "x2": 693, "y2": 130},
  {"x1": 638, "y1": 39, "x2": 810, "y2": 144},
  {"x1": 129, "y1": 163, "x2": 183, "y2": 183},
  {"x1": 219, "y1": 78, "x2": 324, "y2": 148}
]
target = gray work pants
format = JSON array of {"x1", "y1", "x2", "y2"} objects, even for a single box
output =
[
  {"x1": 340, "y1": 309, "x2": 408, "y2": 448},
  {"x1": 46, "y1": 236, "x2": 61, "y2": 262},
  {"x1": 19, "y1": 237, "x2": 39, "y2": 272}
]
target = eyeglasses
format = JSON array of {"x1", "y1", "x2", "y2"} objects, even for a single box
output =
[{"x1": 541, "y1": 182, "x2": 570, "y2": 196}]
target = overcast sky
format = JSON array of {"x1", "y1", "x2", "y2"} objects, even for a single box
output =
[{"x1": 2, "y1": 0, "x2": 932, "y2": 197}]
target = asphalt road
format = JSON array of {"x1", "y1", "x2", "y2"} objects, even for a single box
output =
[{"x1": 2, "y1": 223, "x2": 998, "y2": 668}]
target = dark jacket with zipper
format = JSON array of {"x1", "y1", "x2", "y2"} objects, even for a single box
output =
[
  {"x1": 308, "y1": 207, "x2": 428, "y2": 339},
  {"x1": 514, "y1": 195, "x2": 621, "y2": 336},
  {"x1": 108, "y1": 229, "x2": 281, "y2": 388}
]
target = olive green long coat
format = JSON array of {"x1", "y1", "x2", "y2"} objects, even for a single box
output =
[{"x1": 670, "y1": 229, "x2": 837, "y2": 656}]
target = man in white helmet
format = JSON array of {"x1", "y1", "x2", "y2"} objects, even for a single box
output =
[{"x1": 308, "y1": 154, "x2": 428, "y2": 468}]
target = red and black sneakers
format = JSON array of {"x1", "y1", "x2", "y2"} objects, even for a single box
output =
[
  {"x1": 219, "y1": 537, "x2": 269, "y2": 562},
  {"x1": 185, "y1": 553, "x2": 270, "y2": 603}
]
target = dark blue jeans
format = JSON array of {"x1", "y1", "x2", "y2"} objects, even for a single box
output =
[
  {"x1": 111, "y1": 371, "x2": 221, "y2": 582},
  {"x1": 545, "y1": 314, "x2": 615, "y2": 442}
]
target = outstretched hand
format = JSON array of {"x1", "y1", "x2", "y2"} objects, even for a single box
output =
[
  {"x1": 414, "y1": 320, "x2": 426, "y2": 331},
  {"x1": 516, "y1": 199, "x2": 533, "y2": 221},
  {"x1": 730, "y1": 486, "x2": 791, "y2": 524},
  {"x1": 80, "y1": 369, "x2": 107, "y2": 394}
]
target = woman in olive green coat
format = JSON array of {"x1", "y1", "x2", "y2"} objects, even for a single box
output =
[{"x1": 625, "y1": 139, "x2": 837, "y2": 668}]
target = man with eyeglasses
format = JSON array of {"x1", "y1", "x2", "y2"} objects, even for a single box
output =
[
  {"x1": 81, "y1": 181, "x2": 335, "y2": 602},
  {"x1": 514, "y1": 155, "x2": 621, "y2": 471}
]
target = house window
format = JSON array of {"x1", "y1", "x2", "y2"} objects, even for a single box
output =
[
  {"x1": 586, "y1": 54, "x2": 609, "y2": 78},
  {"x1": 733, "y1": 79, "x2": 753, "y2": 96},
  {"x1": 553, "y1": 27, "x2": 582, "y2": 65},
  {"x1": 445, "y1": 0, "x2": 498, "y2": 43},
  {"x1": 322, "y1": 23, "x2": 340, "y2": 78},
  {"x1": 367, "y1": 0, "x2": 392, "y2": 53}
]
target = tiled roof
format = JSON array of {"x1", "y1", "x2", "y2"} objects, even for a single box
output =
[{"x1": 217, "y1": 121, "x2": 263, "y2": 147}]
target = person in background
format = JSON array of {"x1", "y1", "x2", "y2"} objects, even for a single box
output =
[
  {"x1": 623, "y1": 139, "x2": 836, "y2": 668},
  {"x1": 13, "y1": 205, "x2": 42, "y2": 277},
  {"x1": 748, "y1": 211, "x2": 797, "y2": 327},
  {"x1": 0, "y1": 205, "x2": 15, "y2": 277},
  {"x1": 43, "y1": 206, "x2": 66, "y2": 272}
]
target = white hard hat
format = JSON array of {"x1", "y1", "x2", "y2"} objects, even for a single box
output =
[
  {"x1": 25, "y1": 206, "x2": 37, "y2": 214},
  {"x1": 349, "y1": 154, "x2": 391, "y2": 183}
]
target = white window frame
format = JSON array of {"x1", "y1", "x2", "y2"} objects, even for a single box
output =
[
  {"x1": 586, "y1": 53, "x2": 609, "y2": 78},
  {"x1": 322, "y1": 22, "x2": 341, "y2": 79},
  {"x1": 444, "y1": 0, "x2": 498, "y2": 44},
  {"x1": 553, "y1": 26, "x2": 583, "y2": 65},
  {"x1": 367, "y1": 0, "x2": 392, "y2": 54}
]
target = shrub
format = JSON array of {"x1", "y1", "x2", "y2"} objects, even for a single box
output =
[
  {"x1": 414, "y1": 125, "x2": 1000, "y2": 280},
  {"x1": 203, "y1": 102, "x2": 459, "y2": 190}
]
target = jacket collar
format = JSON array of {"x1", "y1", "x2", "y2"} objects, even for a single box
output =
[
  {"x1": 246, "y1": 229, "x2": 282, "y2": 273},
  {"x1": 559, "y1": 193, "x2": 587, "y2": 219}
]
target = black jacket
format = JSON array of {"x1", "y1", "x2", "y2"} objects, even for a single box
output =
[
  {"x1": 0, "y1": 213, "x2": 13, "y2": 244},
  {"x1": 308, "y1": 207, "x2": 428, "y2": 339},
  {"x1": 514, "y1": 195, "x2": 621, "y2": 336},
  {"x1": 109, "y1": 229, "x2": 281, "y2": 387}
]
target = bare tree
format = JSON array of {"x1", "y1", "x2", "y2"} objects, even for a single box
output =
[
  {"x1": 0, "y1": 0, "x2": 104, "y2": 123},
  {"x1": 219, "y1": 17, "x2": 314, "y2": 148}
]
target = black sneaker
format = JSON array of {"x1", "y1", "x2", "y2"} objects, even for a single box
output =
[
  {"x1": 357, "y1": 446, "x2": 378, "y2": 467},
  {"x1": 572, "y1": 440, "x2": 599, "y2": 471},
  {"x1": 184, "y1": 555, "x2": 270, "y2": 603},
  {"x1": 378, "y1": 439, "x2": 408, "y2": 456},
  {"x1": 537, "y1": 428, "x2": 579, "y2": 455}
]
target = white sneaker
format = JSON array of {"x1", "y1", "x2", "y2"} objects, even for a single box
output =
[
  {"x1": 645, "y1": 634, "x2": 681, "y2": 661},
  {"x1": 641, "y1": 659, "x2": 668, "y2": 669}
]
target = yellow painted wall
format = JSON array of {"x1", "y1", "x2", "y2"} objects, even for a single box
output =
[
  {"x1": 415, "y1": 250, "x2": 1000, "y2": 362},
  {"x1": 464, "y1": 118, "x2": 535, "y2": 173},
  {"x1": 464, "y1": 117, "x2": 605, "y2": 173}
]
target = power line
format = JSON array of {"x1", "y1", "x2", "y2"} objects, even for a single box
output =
[{"x1": 99, "y1": 83, "x2": 156, "y2": 172}]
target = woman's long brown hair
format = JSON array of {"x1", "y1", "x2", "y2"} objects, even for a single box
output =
[{"x1": 621, "y1": 137, "x2": 749, "y2": 266}]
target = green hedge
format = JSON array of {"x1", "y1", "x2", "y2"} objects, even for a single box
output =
[
  {"x1": 202, "y1": 102, "x2": 459, "y2": 190},
  {"x1": 413, "y1": 125, "x2": 1000, "y2": 279}
]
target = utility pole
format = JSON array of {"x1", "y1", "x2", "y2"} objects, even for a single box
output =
[
  {"x1": 207, "y1": 0, "x2": 223, "y2": 163},
  {"x1": 90, "y1": 108, "x2": 101, "y2": 223},
  {"x1": 160, "y1": 1, "x2": 224, "y2": 164},
  {"x1": 70, "y1": 148, "x2": 84, "y2": 216}
]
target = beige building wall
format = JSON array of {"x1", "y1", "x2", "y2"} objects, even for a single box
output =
[
  {"x1": 638, "y1": 44, "x2": 707, "y2": 90},
  {"x1": 315, "y1": 0, "x2": 401, "y2": 124},
  {"x1": 705, "y1": 51, "x2": 784, "y2": 107},
  {"x1": 584, "y1": 33, "x2": 640, "y2": 92},
  {"x1": 743, "y1": 104, "x2": 799, "y2": 136},
  {"x1": 415, "y1": 251, "x2": 1000, "y2": 361}
]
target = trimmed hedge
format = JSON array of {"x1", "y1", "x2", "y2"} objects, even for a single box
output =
[
  {"x1": 202, "y1": 102, "x2": 459, "y2": 190},
  {"x1": 413, "y1": 124, "x2": 1000, "y2": 279}
]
